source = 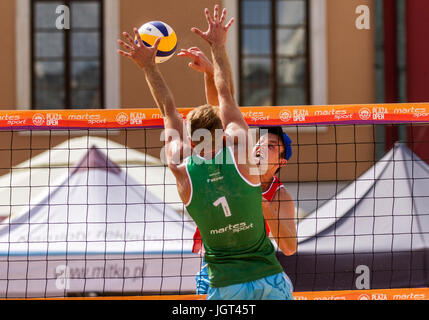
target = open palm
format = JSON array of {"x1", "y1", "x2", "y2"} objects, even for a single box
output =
[
  {"x1": 177, "y1": 47, "x2": 214, "y2": 74},
  {"x1": 117, "y1": 28, "x2": 161, "y2": 69},
  {"x1": 191, "y1": 5, "x2": 234, "y2": 47}
]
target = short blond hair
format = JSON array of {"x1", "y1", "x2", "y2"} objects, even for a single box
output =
[{"x1": 186, "y1": 104, "x2": 223, "y2": 143}]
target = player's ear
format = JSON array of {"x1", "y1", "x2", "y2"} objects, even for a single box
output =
[{"x1": 280, "y1": 158, "x2": 287, "y2": 167}]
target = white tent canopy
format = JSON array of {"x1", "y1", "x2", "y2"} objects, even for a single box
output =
[
  {"x1": 0, "y1": 136, "x2": 184, "y2": 219},
  {"x1": 279, "y1": 143, "x2": 429, "y2": 291},
  {"x1": 297, "y1": 143, "x2": 429, "y2": 250},
  {"x1": 0, "y1": 144, "x2": 200, "y2": 298}
]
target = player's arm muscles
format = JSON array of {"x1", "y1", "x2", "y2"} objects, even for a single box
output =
[
  {"x1": 211, "y1": 44, "x2": 259, "y2": 184},
  {"x1": 262, "y1": 187, "x2": 297, "y2": 256},
  {"x1": 204, "y1": 57, "x2": 234, "y2": 107},
  {"x1": 118, "y1": 30, "x2": 191, "y2": 202},
  {"x1": 178, "y1": 47, "x2": 234, "y2": 107},
  {"x1": 204, "y1": 66, "x2": 220, "y2": 106},
  {"x1": 192, "y1": 7, "x2": 249, "y2": 157},
  {"x1": 143, "y1": 66, "x2": 191, "y2": 188},
  {"x1": 211, "y1": 44, "x2": 246, "y2": 135}
]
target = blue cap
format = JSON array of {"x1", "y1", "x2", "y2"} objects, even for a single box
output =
[
  {"x1": 266, "y1": 127, "x2": 293, "y2": 161},
  {"x1": 282, "y1": 132, "x2": 293, "y2": 161}
]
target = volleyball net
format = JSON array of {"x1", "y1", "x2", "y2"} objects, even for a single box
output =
[{"x1": 0, "y1": 104, "x2": 428, "y2": 299}]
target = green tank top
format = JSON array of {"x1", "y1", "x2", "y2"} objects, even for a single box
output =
[{"x1": 185, "y1": 146, "x2": 283, "y2": 288}]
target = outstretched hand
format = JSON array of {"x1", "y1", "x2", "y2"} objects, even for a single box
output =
[
  {"x1": 191, "y1": 5, "x2": 234, "y2": 47},
  {"x1": 117, "y1": 28, "x2": 161, "y2": 69},
  {"x1": 177, "y1": 47, "x2": 214, "y2": 74}
]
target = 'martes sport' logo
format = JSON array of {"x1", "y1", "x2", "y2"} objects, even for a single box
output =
[{"x1": 210, "y1": 222, "x2": 254, "y2": 235}]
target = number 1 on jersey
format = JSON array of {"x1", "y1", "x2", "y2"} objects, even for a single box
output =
[{"x1": 213, "y1": 196, "x2": 232, "y2": 218}]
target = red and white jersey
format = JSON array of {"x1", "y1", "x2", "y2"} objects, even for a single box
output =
[
  {"x1": 262, "y1": 175, "x2": 284, "y2": 201},
  {"x1": 192, "y1": 175, "x2": 284, "y2": 254}
]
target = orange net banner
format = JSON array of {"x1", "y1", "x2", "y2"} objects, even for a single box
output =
[
  {"x1": 125, "y1": 288, "x2": 429, "y2": 300},
  {"x1": 122, "y1": 288, "x2": 429, "y2": 300},
  {"x1": 1, "y1": 103, "x2": 428, "y2": 130},
  {"x1": 293, "y1": 287, "x2": 429, "y2": 300}
]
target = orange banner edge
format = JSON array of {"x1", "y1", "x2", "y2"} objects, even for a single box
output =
[{"x1": 5, "y1": 287, "x2": 428, "y2": 301}]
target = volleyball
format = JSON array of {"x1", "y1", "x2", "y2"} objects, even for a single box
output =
[{"x1": 135, "y1": 21, "x2": 177, "y2": 63}]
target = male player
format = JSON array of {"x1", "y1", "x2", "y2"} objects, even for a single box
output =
[
  {"x1": 178, "y1": 48, "x2": 297, "y2": 295},
  {"x1": 118, "y1": 5, "x2": 292, "y2": 300}
]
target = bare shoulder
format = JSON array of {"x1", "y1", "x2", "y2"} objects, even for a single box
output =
[
  {"x1": 168, "y1": 160, "x2": 188, "y2": 183},
  {"x1": 272, "y1": 185, "x2": 295, "y2": 217},
  {"x1": 274, "y1": 186, "x2": 294, "y2": 202},
  {"x1": 168, "y1": 161, "x2": 192, "y2": 204}
]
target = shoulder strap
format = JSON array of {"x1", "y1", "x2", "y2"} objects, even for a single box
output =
[{"x1": 262, "y1": 176, "x2": 284, "y2": 201}]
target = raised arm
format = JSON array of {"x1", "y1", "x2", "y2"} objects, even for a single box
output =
[
  {"x1": 117, "y1": 28, "x2": 190, "y2": 168},
  {"x1": 191, "y1": 6, "x2": 247, "y2": 135},
  {"x1": 177, "y1": 47, "x2": 235, "y2": 107}
]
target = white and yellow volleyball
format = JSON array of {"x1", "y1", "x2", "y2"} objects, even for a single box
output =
[{"x1": 136, "y1": 21, "x2": 177, "y2": 63}]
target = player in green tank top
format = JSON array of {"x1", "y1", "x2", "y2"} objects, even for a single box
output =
[
  {"x1": 185, "y1": 145, "x2": 283, "y2": 288},
  {"x1": 177, "y1": 34, "x2": 297, "y2": 297},
  {"x1": 118, "y1": 4, "x2": 291, "y2": 299}
]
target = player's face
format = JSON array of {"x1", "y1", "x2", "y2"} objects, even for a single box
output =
[{"x1": 253, "y1": 133, "x2": 285, "y2": 170}]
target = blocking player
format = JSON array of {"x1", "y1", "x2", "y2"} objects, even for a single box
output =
[
  {"x1": 178, "y1": 48, "x2": 297, "y2": 295},
  {"x1": 118, "y1": 5, "x2": 293, "y2": 300}
]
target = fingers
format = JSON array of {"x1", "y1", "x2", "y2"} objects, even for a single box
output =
[
  {"x1": 152, "y1": 37, "x2": 162, "y2": 50},
  {"x1": 188, "y1": 62, "x2": 201, "y2": 71},
  {"x1": 208, "y1": 6, "x2": 233, "y2": 30},
  {"x1": 117, "y1": 49, "x2": 132, "y2": 58},
  {"x1": 191, "y1": 27, "x2": 206, "y2": 40},
  {"x1": 225, "y1": 17, "x2": 235, "y2": 31},
  {"x1": 120, "y1": 29, "x2": 160, "y2": 52},
  {"x1": 211, "y1": 5, "x2": 228, "y2": 25},
  {"x1": 176, "y1": 49, "x2": 205, "y2": 71},
  {"x1": 189, "y1": 47, "x2": 201, "y2": 52},
  {"x1": 204, "y1": 8, "x2": 214, "y2": 25},
  {"x1": 133, "y1": 28, "x2": 143, "y2": 46},
  {"x1": 178, "y1": 47, "x2": 202, "y2": 57},
  {"x1": 176, "y1": 51, "x2": 186, "y2": 57},
  {"x1": 117, "y1": 39, "x2": 133, "y2": 51},
  {"x1": 192, "y1": 6, "x2": 233, "y2": 45},
  {"x1": 213, "y1": 4, "x2": 219, "y2": 22},
  {"x1": 220, "y1": 8, "x2": 227, "y2": 24},
  {"x1": 189, "y1": 48, "x2": 202, "y2": 56},
  {"x1": 122, "y1": 31, "x2": 136, "y2": 47},
  {"x1": 177, "y1": 50, "x2": 200, "y2": 65},
  {"x1": 177, "y1": 49, "x2": 194, "y2": 58}
]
